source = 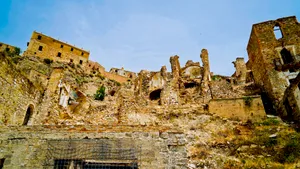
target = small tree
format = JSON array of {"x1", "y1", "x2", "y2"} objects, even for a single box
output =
[
  {"x1": 14, "y1": 47, "x2": 21, "y2": 55},
  {"x1": 95, "y1": 85, "x2": 105, "y2": 101}
]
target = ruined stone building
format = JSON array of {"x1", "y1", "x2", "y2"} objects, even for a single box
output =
[
  {"x1": 247, "y1": 16, "x2": 300, "y2": 121},
  {"x1": 0, "y1": 42, "x2": 18, "y2": 54},
  {"x1": 0, "y1": 16, "x2": 299, "y2": 168},
  {"x1": 110, "y1": 67, "x2": 137, "y2": 79},
  {"x1": 23, "y1": 31, "x2": 90, "y2": 65}
]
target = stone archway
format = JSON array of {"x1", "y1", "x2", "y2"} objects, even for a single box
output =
[{"x1": 22, "y1": 104, "x2": 34, "y2": 125}]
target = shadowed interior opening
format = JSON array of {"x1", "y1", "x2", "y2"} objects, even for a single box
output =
[
  {"x1": 149, "y1": 89, "x2": 162, "y2": 100},
  {"x1": 184, "y1": 82, "x2": 197, "y2": 89},
  {"x1": 280, "y1": 48, "x2": 295, "y2": 72},
  {"x1": 0, "y1": 159, "x2": 5, "y2": 169},
  {"x1": 23, "y1": 104, "x2": 34, "y2": 125}
]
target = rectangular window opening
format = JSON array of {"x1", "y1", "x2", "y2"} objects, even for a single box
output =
[
  {"x1": 280, "y1": 48, "x2": 295, "y2": 72},
  {"x1": 274, "y1": 25, "x2": 282, "y2": 40},
  {"x1": 27, "y1": 42, "x2": 29, "y2": 46},
  {"x1": 70, "y1": 59, "x2": 73, "y2": 63},
  {"x1": 81, "y1": 52, "x2": 84, "y2": 56},
  {"x1": 57, "y1": 52, "x2": 61, "y2": 57},
  {"x1": 71, "y1": 48, "x2": 74, "y2": 52},
  {"x1": 5, "y1": 48, "x2": 9, "y2": 52},
  {"x1": 37, "y1": 35, "x2": 42, "y2": 40},
  {"x1": 79, "y1": 60, "x2": 83, "y2": 65},
  {"x1": 0, "y1": 158, "x2": 5, "y2": 169},
  {"x1": 60, "y1": 44, "x2": 64, "y2": 48},
  {"x1": 38, "y1": 46, "x2": 43, "y2": 51}
]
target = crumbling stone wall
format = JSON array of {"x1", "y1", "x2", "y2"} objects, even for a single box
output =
[
  {"x1": 208, "y1": 96, "x2": 266, "y2": 122},
  {"x1": 84, "y1": 60, "x2": 105, "y2": 75},
  {"x1": 110, "y1": 67, "x2": 137, "y2": 79},
  {"x1": 0, "y1": 42, "x2": 17, "y2": 54},
  {"x1": 0, "y1": 126, "x2": 188, "y2": 169},
  {"x1": 233, "y1": 57, "x2": 247, "y2": 85},
  {"x1": 0, "y1": 53, "x2": 42, "y2": 125}
]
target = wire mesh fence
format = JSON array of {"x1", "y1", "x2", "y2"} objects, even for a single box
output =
[{"x1": 43, "y1": 139, "x2": 140, "y2": 169}]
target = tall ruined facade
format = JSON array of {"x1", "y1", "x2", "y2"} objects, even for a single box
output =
[{"x1": 247, "y1": 16, "x2": 300, "y2": 121}]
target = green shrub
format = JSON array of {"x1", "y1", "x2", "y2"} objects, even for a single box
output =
[
  {"x1": 212, "y1": 75, "x2": 220, "y2": 81},
  {"x1": 261, "y1": 118, "x2": 280, "y2": 126},
  {"x1": 43, "y1": 58, "x2": 53, "y2": 64},
  {"x1": 14, "y1": 47, "x2": 21, "y2": 55},
  {"x1": 75, "y1": 77, "x2": 83, "y2": 85},
  {"x1": 95, "y1": 85, "x2": 105, "y2": 101},
  {"x1": 281, "y1": 137, "x2": 300, "y2": 163}
]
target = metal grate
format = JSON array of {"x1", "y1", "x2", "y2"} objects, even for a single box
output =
[{"x1": 43, "y1": 139, "x2": 140, "y2": 169}]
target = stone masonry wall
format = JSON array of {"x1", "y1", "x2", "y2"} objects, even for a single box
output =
[
  {"x1": 0, "y1": 125, "x2": 187, "y2": 169},
  {"x1": 208, "y1": 96, "x2": 266, "y2": 122},
  {"x1": 0, "y1": 53, "x2": 42, "y2": 125}
]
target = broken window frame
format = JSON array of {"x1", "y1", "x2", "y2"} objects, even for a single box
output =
[{"x1": 280, "y1": 48, "x2": 295, "y2": 72}]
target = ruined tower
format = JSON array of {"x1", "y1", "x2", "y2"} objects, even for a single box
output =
[
  {"x1": 200, "y1": 49, "x2": 211, "y2": 94},
  {"x1": 233, "y1": 57, "x2": 247, "y2": 85},
  {"x1": 247, "y1": 16, "x2": 300, "y2": 120},
  {"x1": 168, "y1": 55, "x2": 181, "y2": 104}
]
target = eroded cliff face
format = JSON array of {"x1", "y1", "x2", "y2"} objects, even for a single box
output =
[{"x1": 2, "y1": 50, "x2": 298, "y2": 169}]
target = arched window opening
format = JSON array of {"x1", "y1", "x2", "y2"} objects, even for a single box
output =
[
  {"x1": 280, "y1": 48, "x2": 295, "y2": 72},
  {"x1": 23, "y1": 104, "x2": 34, "y2": 125},
  {"x1": 149, "y1": 89, "x2": 162, "y2": 100},
  {"x1": 184, "y1": 82, "x2": 197, "y2": 89},
  {"x1": 273, "y1": 25, "x2": 283, "y2": 39}
]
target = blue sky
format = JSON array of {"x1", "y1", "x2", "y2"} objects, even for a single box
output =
[{"x1": 0, "y1": 0, "x2": 299, "y2": 75}]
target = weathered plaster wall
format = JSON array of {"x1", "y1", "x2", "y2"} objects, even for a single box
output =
[
  {"x1": 0, "y1": 125, "x2": 187, "y2": 169},
  {"x1": 208, "y1": 96, "x2": 266, "y2": 122}
]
